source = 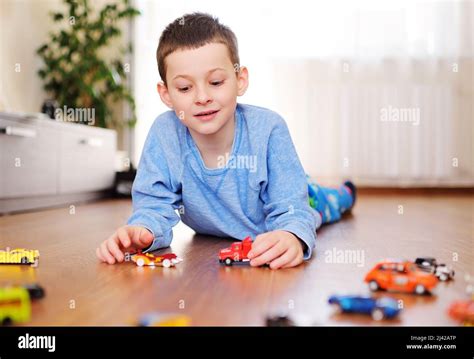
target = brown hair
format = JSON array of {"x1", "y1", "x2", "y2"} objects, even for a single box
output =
[{"x1": 156, "y1": 12, "x2": 240, "y2": 86}]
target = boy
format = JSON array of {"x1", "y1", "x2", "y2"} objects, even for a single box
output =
[{"x1": 96, "y1": 13, "x2": 356, "y2": 269}]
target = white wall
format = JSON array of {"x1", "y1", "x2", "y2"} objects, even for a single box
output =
[
  {"x1": 0, "y1": 0, "x2": 131, "y2": 150},
  {"x1": 0, "y1": 0, "x2": 60, "y2": 113},
  {"x1": 132, "y1": 0, "x2": 473, "y2": 186}
]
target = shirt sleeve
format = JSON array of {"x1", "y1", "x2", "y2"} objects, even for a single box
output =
[
  {"x1": 126, "y1": 121, "x2": 181, "y2": 252},
  {"x1": 260, "y1": 117, "x2": 318, "y2": 260}
]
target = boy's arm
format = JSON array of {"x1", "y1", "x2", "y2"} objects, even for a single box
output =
[
  {"x1": 260, "y1": 118, "x2": 318, "y2": 260},
  {"x1": 127, "y1": 124, "x2": 181, "y2": 253}
]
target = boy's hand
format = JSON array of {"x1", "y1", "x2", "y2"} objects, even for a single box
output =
[
  {"x1": 96, "y1": 225, "x2": 154, "y2": 264},
  {"x1": 247, "y1": 230, "x2": 305, "y2": 269}
]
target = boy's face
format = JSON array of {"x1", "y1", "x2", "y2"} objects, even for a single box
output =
[{"x1": 157, "y1": 42, "x2": 248, "y2": 137}]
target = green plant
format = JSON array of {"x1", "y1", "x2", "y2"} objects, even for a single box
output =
[{"x1": 36, "y1": 0, "x2": 140, "y2": 128}]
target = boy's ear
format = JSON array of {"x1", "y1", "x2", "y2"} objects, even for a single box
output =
[
  {"x1": 236, "y1": 66, "x2": 249, "y2": 97},
  {"x1": 157, "y1": 82, "x2": 174, "y2": 109}
]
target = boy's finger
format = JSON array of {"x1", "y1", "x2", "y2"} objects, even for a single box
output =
[
  {"x1": 282, "y1": 254, "x2": 304, "y2": 269},
  {"x1": 117, "y1": 227, "x2": 132, "y2": 248},
  {"x1": 100, "y1": 241, "x2": 115, "y2": 264},
  {"x1": 282, "y1": 247, "x2": 304, "y2": 268},
  {"x1": 96, "y1": 247, "x2": 105, "y2": 262},
  {"x1": 140, "y1": 228, "x2": 154, "y2": 245},
  {"x1": 248, "y1": 235, "x2": 277, "y2": 259},
  {"x1": 106, "y1": 237, "x2": 125, "y2": 262},
  {"x1": 270, "y1": 248, "x2": 297, "y2": 270},
  {"x1": 250, "y1": 243, "x2": 286, "y2": 267},
  {"x1": 252, "y1": 232, "x2": 269, "y2": 245},
  {"x1": 128, "y1": 227, "x2": 148, "y2": 248},
  {"x1": 282, "y1": 250, "x2": 304, "y2": 268},
  {"x1": 136, "y1": 227, "x2": 153, "y2": 246}
]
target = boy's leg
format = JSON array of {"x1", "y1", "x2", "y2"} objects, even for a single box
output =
[{"x1": 307, "y1": 175, "x2": 356, "y2": 225}]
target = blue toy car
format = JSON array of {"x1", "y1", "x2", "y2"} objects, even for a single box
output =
[{"x1": 328, "y1": 295, "x2": 401, "y2": 321}]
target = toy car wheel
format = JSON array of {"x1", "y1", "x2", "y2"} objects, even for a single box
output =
[
  {"x1": 265, "y1": 315, "x2": 295, "y2": 327},
  {"x1": 24, "y1": 284, "x2": 45, "y2": 299},
  {"x1": 439, "y1": 274, "x2": 448, "y2": 282},
  {"x1": 368, "y1": 280, "x2": 380, "y2": 291},
  {"x1": 371, "y1": 308, "x2": 385, "y2": 321},
  {"x1": 136, "y1": 258, "x2": 145, "y2": 267},
  {"x1": 21, "y1": 256, "x2": 29, "y2": 264},
  {"x1": 224, "y1": 258, "x2": 233, "y2": 266},
  {"x1": 162, "y1": 259, "x2": 171, "y2": 268},
  {"x1": 415, "y1": 284, "x2": 426, "y2": 295},
  {"x1": 2, "y1": 317, "x2": 12, "y2": 326}
]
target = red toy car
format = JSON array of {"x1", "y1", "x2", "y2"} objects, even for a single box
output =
[
  {"x1": 218, "y1": 237, "x2": 253, "y2": 266},
  {"x1": 364, "y1": 260, "x2": 438, "y2": 295},
  {"x1": 132, "y1": 252, "x2": 182, "y2": 268}
]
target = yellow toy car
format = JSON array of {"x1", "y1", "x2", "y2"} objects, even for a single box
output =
[
  {"x1": 137, "y1": 312, "x2": 191, "y2": 326},
  {"x1": 0, "y1": 286, "x2": 31, "y2": 325},
  {"x1": 0, "y1": 248, "x2": 40, "y2": 266}
]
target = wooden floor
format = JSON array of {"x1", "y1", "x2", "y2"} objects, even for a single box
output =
[{"x1": 0, "y1": 190, "x2": 472, "y2": 326}]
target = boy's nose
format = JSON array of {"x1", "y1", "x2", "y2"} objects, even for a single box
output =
[{"x1": 194, "y1": 87, "x2": 212, "y2": 105}]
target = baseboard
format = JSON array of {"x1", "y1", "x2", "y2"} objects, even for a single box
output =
[
  {"x1": 0, "y1": 190, "x2": 114, "y2": 215},
  {"x1": 357, "y1": 187, "x2": 474, "y2": 195}
]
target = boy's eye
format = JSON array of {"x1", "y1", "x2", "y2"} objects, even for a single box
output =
[{"x1": 177, "y1": 80, "x2": 223, "y2": 92}]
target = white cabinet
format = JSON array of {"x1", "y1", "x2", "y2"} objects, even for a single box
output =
[
  {"x1": 0, "y1": 117, "x2": 59, "y2": 198},
  {"x1": 0, "y1": 114, "x2": 117, "y2": 213},
  {"x1": 58, "y1": 124, "x2": 116, "y2": 193}
]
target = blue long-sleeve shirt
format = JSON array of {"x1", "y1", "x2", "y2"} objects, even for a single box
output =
[{"x1": 127, "y1": 103, "x2": 321, "y2": 259}]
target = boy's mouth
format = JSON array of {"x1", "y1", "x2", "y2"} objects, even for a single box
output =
[{"x1": 194, "y1": 109, "x2": 220, "y2": 120}]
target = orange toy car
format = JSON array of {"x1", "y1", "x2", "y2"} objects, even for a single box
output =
[
  {"x1": 364, "y1": 260, "x2": 438, "y2": 295},
  {"x1": 131, "y1": 252, "x2": 182, "y2": 268},
  {"x1": 448, "y1": 300, "x2": 474, "y2": 325}
]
